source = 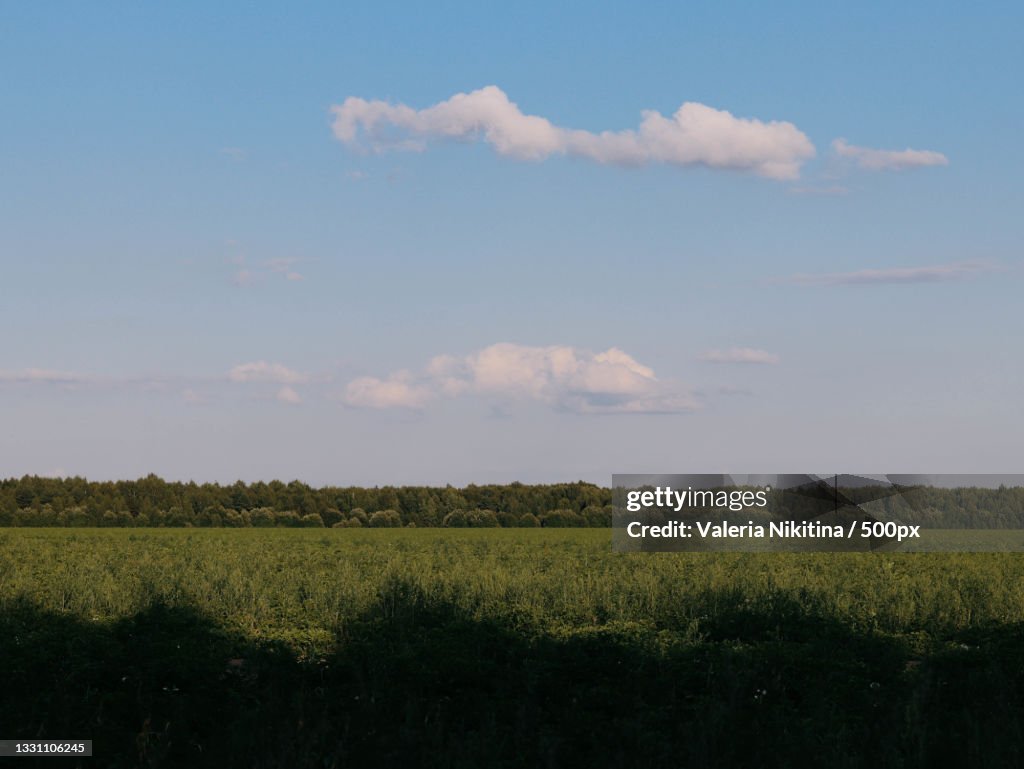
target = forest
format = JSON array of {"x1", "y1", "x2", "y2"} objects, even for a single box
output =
[
  {"x1": 0, "y1": 474, "x2": 612, "y2": 528},
  {"x1": 1, "y1": 475, "x2": 1022, "y2": 529}
]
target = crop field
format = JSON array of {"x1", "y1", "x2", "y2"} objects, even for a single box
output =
[{"x1": 3, "y1": 528, "x2": 1024, "y2": 768}]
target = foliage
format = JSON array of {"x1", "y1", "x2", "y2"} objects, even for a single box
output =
[
  {"x1": 0, "y1": 475, "x2": 612, "y2": 528},
  {"x1": 2, "y1": 529, "x2": 1024, "y2": 767}
]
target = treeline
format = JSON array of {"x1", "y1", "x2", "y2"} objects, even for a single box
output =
[
  {"x1": 0, "y1": 475, "x2": 612, "y2": 528},
  {"x1": 778, "y1": 484, "x2": 1024, "y2": 529},
  {"x1": 844, "y1": 484, "x2": 1024, "y2": 529},
  {"x1": 3, "y1": 476, "x2": 1022, "y2": 529}
]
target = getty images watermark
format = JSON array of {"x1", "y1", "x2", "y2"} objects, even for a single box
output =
[{"x1": 612, "y1": 474, "x2": 1024, "y2": 553}]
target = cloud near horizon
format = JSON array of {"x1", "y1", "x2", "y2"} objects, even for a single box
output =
[
  {"x1": 832, "y1": 139, "x2": 948, "y2": 171},
  {"x1": 228, "y1": 361, "x2": 309, "y2": 385},
  {"x1": 779, "y1": 261, "x2": 996, "y2": 287},
  {"x1": 331, "y1": 86, "x2": 816, "y2": 180},
  {"x1": 0, "y1": 368, "x2": 85, "y2": 384},
  {"x1": 344, "y1": 343, "x2": 698, "y2": 414}
]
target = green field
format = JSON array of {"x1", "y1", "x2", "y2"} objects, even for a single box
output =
[{"x1": 3, "y1": 529, "x2": 1024, "y2": 767}]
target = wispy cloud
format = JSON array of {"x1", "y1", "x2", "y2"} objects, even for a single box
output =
[
  {"x1": 832, "y1": 139, "x2": 948, "y2": 171},
  {"x1": 779, "y1": 261, "x2": 996, "y2": 287},
  {"x1": 276, "y1": 386, "x2": 303, "y2": 404},
  {"x1": 344, "y1": 342, "x2": 698, "y2": 414},
  {"x1": 228, "y1": 361, "x2": 309, "y2": 385},
  {"x1": 0, "y1": 369, "x2": 177, "y2": 392},
  {"x1": 0, "y1": 368, "x2": 85, "y2": 384},
  {"x1": 265, "y1": 258, "x2": 304, "y2": 281},
  {"x1": 700, "y1": 348, "x2": 781, "y2": 365},
  {"x1": 331, "y1": 85, "x2": 816, "y2": 180},
  {"x1": 219, "y1": 147, "x2": 247, "y2": 161},
  {"x1": 2, "y1": 366, "x2": 320, "y2": 405}
]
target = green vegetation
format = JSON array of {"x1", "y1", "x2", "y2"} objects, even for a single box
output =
[
  {"x1": 0, "y1": 475, "x2": 611, "y2": 528},
  {"x1": 3, "y1": 528, "x2": 1024, "y2": 767},
  {"x1": 6, "y1": 475, "x2": 1024, "y2": 529}
]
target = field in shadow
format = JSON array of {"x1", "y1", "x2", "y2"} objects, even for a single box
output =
[{"x1": 2, "y1": 582, "x2": 1023, "y2": 768}]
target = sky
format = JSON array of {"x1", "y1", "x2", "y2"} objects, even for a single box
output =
[{"x1": 1, "y1": 1, "x2": 1022, "y2": 486}]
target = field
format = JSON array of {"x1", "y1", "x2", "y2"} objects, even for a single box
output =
[{"x1": 3, "y1": 529, "x2": 1024, "y2": 768}]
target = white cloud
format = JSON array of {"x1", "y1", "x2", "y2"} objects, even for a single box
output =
[
  {"x1": 228, "y1": 361, "x2": 309, "y2": 385},
  {"x1": 331, "y1": 86, "x2": 816, "y2": 180},
  {"x1": 345, "y1": 372, "x2": 433, "y2": 409},
  {"x1": 344, "y1": 343, "x2": 697, "y2": 414},
  {"x1": 276, "y1": 386, "x2": 303, "y2": 405},
  {"x1": 780, "y1": 261, "x2": 995, "y2": 286},
  {"x1": 264, "y1": 258, "x2": 305, "y2": 282},
  {"x1": 832, "y1": 139, "x2": 948, "y2": 171},
  {"x1": 700, "y1": 348, "x2": 781, "y2": 365},
  {"x1": 0, "y1": 369, "x2": 179, "y2": 390}
]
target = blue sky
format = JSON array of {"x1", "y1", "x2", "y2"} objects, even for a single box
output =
[{"x1": 1, "y1": 1, "x2": 1021, "y2": 485}]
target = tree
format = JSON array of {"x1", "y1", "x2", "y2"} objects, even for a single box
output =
[
  {"x1": 369, "y1": 510, "x2": 402, "y2": 528},
  {"x1": 443, "y1": 509, "x2": 468, "y2": 527}
]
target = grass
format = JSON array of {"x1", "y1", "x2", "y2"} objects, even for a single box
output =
[{"x1": 2, "y1": 528, "x2": 1024, "y2": 767}]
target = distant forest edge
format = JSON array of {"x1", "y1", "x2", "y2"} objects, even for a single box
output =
[
  {"x1": 1, "y1": 475, "x2": 1023, "y2": 528},
  {"x1": 0, "y1": 475, "x2": 612, "y2": 528}
]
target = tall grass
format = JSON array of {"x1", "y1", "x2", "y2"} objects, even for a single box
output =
[
  {"x1": 2, "y1": 529, "x2": 1024, "y2": 767},
  {"x1": 3, "y1": 528, "x2": 1023, "y2": 646}
]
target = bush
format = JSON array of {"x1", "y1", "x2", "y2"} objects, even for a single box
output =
[
  {"x1": 467, "y1": 509, "x2": 499, "y2": 528},
  {"x1": 321, "y1": 508, "x2": 343, "y2": 527},
  {"x1": 67, "y1": 507, "x2": 93, "y2": 527},
  {"x1": 14, "y1": 507, "x2": 59, "y2": 527},
  {"x1": 540, "y1": 509, "x2": 587, "y2": 528},
  {"x1": 369, "y1": 510, "x2": 402, "y2": 528},
  {"x1": 349, "y1": 508, "x2": 369, "y2": 526},
  {"x1": 497, "y1": 511, "x2": 520, "y2": 528},
  {"x1": 583, "y1": 505, "x2": 612, "y2": 527},
  {"x1": 249, "y1": 508, "x2": 275, "y2": 528},
  {"x1": 166, "y1": 507, "x2": 191, "y2": 527},
  {"x1": 442, "y1": 510, "x2": 468, "y2": 527}
]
